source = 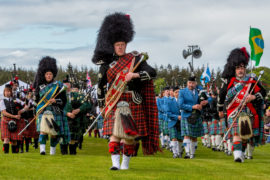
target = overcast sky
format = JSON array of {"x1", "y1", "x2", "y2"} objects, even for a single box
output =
[{"x1": 0, "y1": 0, "x2": 269, "y2": 72}]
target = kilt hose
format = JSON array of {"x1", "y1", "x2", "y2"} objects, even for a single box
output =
[
  {"x1": 181, "y1": 117, "x2": 204, "y2": 138},
  {"x1": 103, "y1": 92, "x2": 148, "y2": 138},
  {"x1": 1, "y1": 116, "x2": 23, "y2": 141}
]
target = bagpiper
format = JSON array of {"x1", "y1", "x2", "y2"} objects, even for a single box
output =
[
  {"x1": 165, "y1": 86, "x2": 183, "y2": 158},
  {"x1": 0, "y1": 84, "x2": 25, "y2": 153},
  {"x1": 178, "y1": 76, "x2": 207, "y2": 159},
  {"x1": 218, "y1": 47, "x2": 266, "y2": 162},
  {"x1": 92, "y1": 12, "x2": 160, "y2": 170},
  {"x1": 33, "y1": 56, "x2": 69, "y2": 155}
]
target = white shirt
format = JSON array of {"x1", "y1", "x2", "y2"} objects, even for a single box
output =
[{"x1": 0, "y1": 97, "x2": 25, "y2": 111}]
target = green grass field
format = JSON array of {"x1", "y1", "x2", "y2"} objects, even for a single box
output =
[{"x1": 0, "y1": 137, "x2": 269, "y2": 180}]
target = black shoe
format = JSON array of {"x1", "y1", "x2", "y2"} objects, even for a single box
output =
[
  {"x1": 247, "y1": 156, "x2": 253, "y2": 159},
  {"x1": 3, "y1": 144, "x2": 9, "y2": 154},
  {"x1": 40, "y1": 152, "x2": 46, "y2": 155},
  {"x1": 110, "y1": 166, "x2": 119, "y2": 170},
  {"x1": 212, "y1": 148, "x2": 216, "y2": 151},
  {"x1": 61, "y1": 144, "x2": 68, "y2": 155},
  {"x1": 234, "y1": 158, "x2": 242, "y2": 163},
  {"x1": 34, "y1": 139, "x2": 39, "y2": 149},
  {"x1": 184, "y1": 154, "x2": 190, "y2": 159},
  {"x1": 78, "y1": 143, "x2": 82, "y2": 150}
]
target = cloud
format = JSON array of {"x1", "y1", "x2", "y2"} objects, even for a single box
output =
[{"x1": 0, "y1": 47, "x2": 95, "y2": 70}]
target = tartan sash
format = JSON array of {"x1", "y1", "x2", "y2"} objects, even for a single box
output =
[
  {"x1": 36, "y1": 83, "x2": 59, "y2": 115},
  {"x1": 227, "y1": 78, "x2": 253, "y2": 119},
  {"x1": 105, "y1": 56, "x2": 135, "y2": 118}
]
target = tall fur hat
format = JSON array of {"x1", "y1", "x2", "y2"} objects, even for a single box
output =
[
  {"x1": 33, "y1": 56, "x2": 58, "y2": 89},
  {"x1": 92, "y1": 12, "x2": 135, "y2": 64},
  {"x1": 222, "y1": 47, "x2": 250, "y2": 79}
]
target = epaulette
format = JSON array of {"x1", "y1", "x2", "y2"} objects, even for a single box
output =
[
  {"x1": 131, "y1": 51, "x2": 140, "y2": 56},
  {"x1": 96, "y1": 60, "x2": 105, "y2": 65},
  {"x1": 39, "y1": 84, "x2": 46, "y2": 90}
]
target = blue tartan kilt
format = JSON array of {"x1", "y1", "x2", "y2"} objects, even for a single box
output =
[
  {"x1": 158, "y1": 119, "x2": 164, "y2": 134},
  {"x1": 181, "y1": 117, "x2": 204, "y2": 137},
  {"x1": 210, "y1": 119, "x2": 220, "y2": 135},
  {"x1": 163, "y1": 120, "x2": 169, "y2": 135},
  {"x1": 169, "y1": 122, "x2": 183, "y2": 140},
  {"x1": 202, "y1": 121, "x2": 210, "y2": 134},
  {"x1": 37, "y1": 106, "x2": 70, "y2": 138}
]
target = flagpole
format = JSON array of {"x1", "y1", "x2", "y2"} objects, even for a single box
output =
[{"x1": 249, "y1": 26, "x2": 253, "y2": 73}]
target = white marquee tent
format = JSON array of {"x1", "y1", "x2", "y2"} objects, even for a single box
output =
[{"x1": 0, "y1": 80, "x2": 30, "y2": 100}]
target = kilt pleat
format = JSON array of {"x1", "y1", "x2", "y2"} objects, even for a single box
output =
[
  {"x1": 1, "y1": 116, "x2": 23, "y2": 141},
  {"x1": 203, "y1": 121, "x2": 210, "y2": 134},
  {"x1": 181, "y1": 117, "x2": 204, "y2": 137},
  {"x1": 103, "y1": 92, "x2": 147, "y2": 137},
  {"x1": 209, "y1": 119, "x2": 220, "y2": 135},
  {"x1": 169, "y1": 124, "x2": 183, "y2": 140},
  {"x1": 22, "y1": 118, "x2": 39, "y2": 138}
]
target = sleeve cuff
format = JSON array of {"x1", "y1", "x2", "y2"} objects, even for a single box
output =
[
  {"x1": 139, "y1": 71, "x2": 151, "y2": 81},
  {"x1": 255, "y1": 92, "x2": 263, "y2": 101}
]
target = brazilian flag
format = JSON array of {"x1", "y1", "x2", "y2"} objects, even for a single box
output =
[{"x1": 249, "y1": 27, "x2": 264, "y2": 66}]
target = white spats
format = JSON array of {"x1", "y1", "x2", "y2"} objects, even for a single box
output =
[
  {"x1": 183, "y1": 139, "x2": 191, "y2": 158},
  {"x1": 171, "y1": 141, "x2": 178, "y2": 156},
  {"x1": 246, "y1": 143, "x2": 254, "y2": 159},
  {"x1": 233, "y1": 150, "x2": 244, "y2": 163},
  {"x1": 40, "y1": 144, "x2": 46, "y2": 154},
  {"x1": 111, "y1": 154, "x2": 120, "y2": 170},
  {"x1": 215, "y1": 135, "x2": 222, "y2": 150},
  {"x1": 165, "y1": 135, "x2": 170, "y2": 149},
  {"x1": 227, "y1": 140, "x2": 233, "y2": 155},
  {"x1": 211, "y1": 135, "x2": 216, "y2": 150},
  {"x1": 160, "y1": 133, "x2": 164, "y2": 147},
  {"x1": 50, "y1": 146, "x2": 56, "y2": 155},
  {"x1": 120, "y1": 155, "x2": 131, "y2": 170},
  {"x1": 204, "y1": 134, "x2": 211, "y2": 148},
  {"x1": 190, "y1": 141, "x2": 196, "y2": 158}
]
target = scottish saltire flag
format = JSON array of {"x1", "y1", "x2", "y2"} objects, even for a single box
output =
[
  {"x1": 249, "y1": 27, "x2": 264, "y2": 66},
  {"x1": 200, "y1": 65, "x2": 211, "y2": 86},
  {"x1": 86, "y1": 72, "x2": 92, "y2": 88}
]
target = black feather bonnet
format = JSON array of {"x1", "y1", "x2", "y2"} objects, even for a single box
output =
[
  {"x1": 222, "y1": 47, "x2": 250, "y2": 79},
  {"x1": 92, "y1": 12, "x2": 135, "y2": 65},
  {"x1": 33, "y1": 56, "x2": 58, "y2": 88}
]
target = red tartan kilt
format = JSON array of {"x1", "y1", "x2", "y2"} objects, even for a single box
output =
[
  {"x1": 22, "y1": 118, "x2": 39, "y2": 138},
  {"x1": 1, "y1": 116, "x2": 23, "y2": 141},
  {"x1": 103, "y1": 92, "x2": 148, "y2": 137}
]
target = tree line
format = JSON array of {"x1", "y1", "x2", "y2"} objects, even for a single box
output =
[{"x1": 0, "y1": 64, "x2": 269, "y2": 97}]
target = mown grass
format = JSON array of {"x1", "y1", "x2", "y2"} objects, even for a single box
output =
[{"x1": 0, "y1": 136, "x2": 269, "y2": 180}]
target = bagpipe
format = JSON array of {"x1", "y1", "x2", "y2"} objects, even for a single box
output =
[
  {"x1": 18, "y1": 84, "x2": 67, "y2": 135},
  {"x1": 218, "y1": 70, "x2": 265, "y2": 148},
  {"x1": 83, "y1": 52, "x2": 149, "y2": 136}
]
